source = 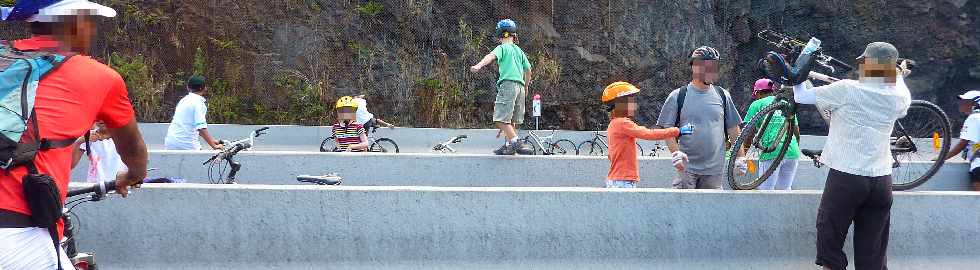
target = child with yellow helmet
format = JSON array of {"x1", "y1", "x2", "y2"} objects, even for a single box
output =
[
  {"x1": 332, "y1": 96, "x2": 369, "y2": 152},
  {"x1": 602, "y1": 82, "x2": 693, "y2": 188}
]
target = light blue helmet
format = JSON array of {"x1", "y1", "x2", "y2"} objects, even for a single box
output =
[{"x1": 495, "y1": 19, "x2": 518, "y2": 38}]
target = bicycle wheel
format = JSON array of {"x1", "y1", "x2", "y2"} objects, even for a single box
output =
[
  {"x1": 726, "y1": 101, "x2": 794, "y2": 190},
  {"x1": 522, "y1": 136, "x2": 540, "y2": 155},
  {"x1": 369, "y1": 138, "x2": 400, "y2": 153},
  {"x1": 636, "y1": 143, "x2": 645, "y2": 157},
  {"x1": 890, "y1": 100, "x2": 951, "y2": 191},
  {"x1": 550, "y1": 139, "x2": 579, "y2": 155},
  {"x1": 578, "y1": 140, "x2": 606, "y2": 156},
  {"x1": 319, "y1": 137, "x2": 336, "y2": 152}
]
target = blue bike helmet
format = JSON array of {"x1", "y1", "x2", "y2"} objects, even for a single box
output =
[{"x1": 495, "y1": 19, "x2": 518, "y2": 38}]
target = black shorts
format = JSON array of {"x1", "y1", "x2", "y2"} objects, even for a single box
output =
[
  {"x1": 970, "y1": 167, "x2": 980, "y2": 183},
  {"x1": 363, "y1": 118, "x2": 378, "y2": 132}
]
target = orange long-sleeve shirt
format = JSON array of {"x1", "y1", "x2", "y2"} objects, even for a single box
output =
[{"x1": 607, "y1": 117, "x2": 680, "y2": 181}]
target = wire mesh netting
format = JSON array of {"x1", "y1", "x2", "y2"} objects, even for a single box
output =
[{"x1": 0, "y1": 0, "x2": 974, "y2": 133}]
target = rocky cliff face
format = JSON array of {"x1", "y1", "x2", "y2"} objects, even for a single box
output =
[{"x1": 3, "y1": 0, "x2": 977, "y2": 133}]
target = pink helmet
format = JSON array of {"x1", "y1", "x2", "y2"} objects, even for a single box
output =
[
  {"x1": 753, "y1": 78, "x2": 775, "y2": 91},
  {"x1": 751, "y1": 78, "x2": 777, "y2": 99}
]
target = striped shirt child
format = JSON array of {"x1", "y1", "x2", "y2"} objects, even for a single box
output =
[{"x1": 332, "y1": 122, "x2": 366, "y2": 152}]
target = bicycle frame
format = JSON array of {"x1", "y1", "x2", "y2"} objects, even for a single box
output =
[{"x1": 527, "y1": 129, "x2": 560, "y2": 153}]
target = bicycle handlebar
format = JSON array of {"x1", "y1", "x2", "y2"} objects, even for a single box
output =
[{"x1": 67, "y1": 180, "x2": 116, "y2": 198}]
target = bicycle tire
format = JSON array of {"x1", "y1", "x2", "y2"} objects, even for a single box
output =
[
  {"x1": 727, "y1": 101, "x2": 794, "y2": 190},
  {"x1": 890, "y1": 100, "x2": 951, "y2": 191},
  {"x1": 522, "y1": 136, "x2": 540, "y2": 155},
  {"x1": 369, "y1": 138, "x2": 400, "y2": 153},
  {"x1": 319, "y1": 137, "x2": 337, "y2": 152},
  {"x1": 550, "y1": 139, "x2": 579, "y2": 155},
  {"x1": 578, "y1": 140, "x2": 606, "y2": 156},
  {"x1": 636, "y1": 143, "x2": 645, "y2": 157}
]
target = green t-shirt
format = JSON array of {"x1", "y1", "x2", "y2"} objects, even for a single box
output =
[
  {"x1": 491, "y1": 43, "x2": 532, "y2": 86},
  {"x1": 742, "y1": 96, "x2": 801, "y2": 160}
]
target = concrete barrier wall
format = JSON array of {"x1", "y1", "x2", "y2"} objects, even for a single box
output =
[
  {"x1": 71, "y1": 151, "x2": 974, "y2": 191},
  {"x1": 137, "y1": 123, "x2": 831, "y2": 154},
  {"x1": 70, "y1": 184, "x2": 980, "y2": 270}
]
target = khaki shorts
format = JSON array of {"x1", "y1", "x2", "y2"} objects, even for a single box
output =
[{"x1": 492, "y1": 80, "x2": 526, "y2": 125}]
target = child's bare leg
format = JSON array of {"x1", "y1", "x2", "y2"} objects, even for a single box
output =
[{"x1": 495, "y1": 122, "x2": 517, "y2": 142}]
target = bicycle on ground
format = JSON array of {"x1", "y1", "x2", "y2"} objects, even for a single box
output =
[
  {"x1": 726, "y1": 30, "x2": 951, "y2": 191},
  {"x1": 319, "y1": 126, "x2": 399, "y2": 153},
  {"x1": 203, "y1": 127, "x2": 270, "y2": 184},
  {"x1": 521, "y1": 126, "x2": 578, "y2": 155},
  {"x1": 578, "y1": 124, "x2": 647, "y2": 156},
  {"x1": 432, "y1": 135, "x2": 468, "y2": 153}
]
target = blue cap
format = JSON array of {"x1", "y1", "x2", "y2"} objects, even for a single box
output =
[{"x1": 5, "y1": 0, "x2": 60, "y2": 21}]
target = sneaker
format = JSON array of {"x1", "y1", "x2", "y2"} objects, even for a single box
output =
[
  {"x1": 516, "y1": 141, "x2": 534, "y2": 155},
  {"x1": 493, "y1": 143, "x2": 517, "y2": 155}
]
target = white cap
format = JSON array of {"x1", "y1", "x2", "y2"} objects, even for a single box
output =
[
  {"x1": 27, "y1": 0, "x2": 116, "y2": 22},
  {"x1": 959, "y1": 90, "x2": 980, "y2": 101}
]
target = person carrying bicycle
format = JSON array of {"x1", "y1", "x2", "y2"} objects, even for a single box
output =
[
  {"x1": 352, "y1": 94, "x2": 395, "y2": 132},
  {"x1": 791, "y1": 42, "x2": 911, "y2": 270},
  {"x1": 941, "y1": 90, "x2": 980, "y2": 192},
  {"x1": 656, "y1": 46, "x2": 743, "y2": 189},
  {"x1": 333, "y1": 96, "x2": 370, "y2": 152},
  {"x1": 469, "y1": 19, "x2": 534, "y2": 155},
  {"x1": 603, "y1": 82, "x2": 690, "y2": 188},
  {"x1": 740, "y1": 78, "x2": 801, "y2": 190},
  {"x1": 0, "y1": 1, "x2": 149, "y2": 269}
]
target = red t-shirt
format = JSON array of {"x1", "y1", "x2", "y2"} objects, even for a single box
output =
[{"x1": 0, "y1": 37, "x2": 135, "y2": 232}]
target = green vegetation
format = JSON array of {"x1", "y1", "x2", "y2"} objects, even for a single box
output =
[
  {"x1": 309, "y1": 2, "x2": 322, "y2": 12},
  {"x1": 109, "y1": 52, "x2": 166, "y2": 122},
  {"x1": 193, "y1": 47, "x2": 206, "y2": 76},
  {"x1": 356, "y1": 1, "x2": 383, "y2": 16},
  {"x1": 0, "y1": 0, "x2": 15, "y2": 7}
]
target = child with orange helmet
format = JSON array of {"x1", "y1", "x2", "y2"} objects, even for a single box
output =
[{"x1": 603, "y1": 82, "x2": 693, "y2": 188}]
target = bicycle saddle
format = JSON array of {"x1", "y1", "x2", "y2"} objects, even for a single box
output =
[
  {"x1": 801, "y1": 149, "x2": 823, "y2": 157},
  {"x1": 297, "y1": 174, "x2": 343, "y2": 185}
]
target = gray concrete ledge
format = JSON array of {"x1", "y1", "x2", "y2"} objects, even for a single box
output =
[
  {"x1": 136, "y1": 123, "x2": 831, "y2": 154},
  {"x1": 69, "y1": 184, "x2": 980, "y2": 270},
  {"x1": 72, "y1": 151, "x2": 973, "y2": 191}
]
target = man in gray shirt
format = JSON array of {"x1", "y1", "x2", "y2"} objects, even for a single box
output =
[{"x1": 657, "y1": 46, "x2": 742, "y2": 189}]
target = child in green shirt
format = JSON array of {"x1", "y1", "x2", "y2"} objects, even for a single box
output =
[
  {"x1": 470, "y1": 19, "x2": 533, "y2": 155},
  {"x1": 742, "y1": 78, "x2": 800, "y2": 190}
]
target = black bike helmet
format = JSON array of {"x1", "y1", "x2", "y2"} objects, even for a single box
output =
[
  {"x1": 689, "y1": 46, "x2": 720, "y2": 64},
  {"x1": 495, "y1": 19, "x2": 518, "y2": 38}
]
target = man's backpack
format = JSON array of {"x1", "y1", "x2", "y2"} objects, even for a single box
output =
[
  {"x1": 675, "y1": 85, "x2": 730, "y2": 140},
  {"x1": 0, "y1": 41, "x2": 75, "y2": 170},
  {"x1": 0, "y1": 41, "x2": 75, "y2": 270}
]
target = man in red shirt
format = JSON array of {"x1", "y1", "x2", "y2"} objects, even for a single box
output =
[{"x1": 0, "y1": 1, "x2": 148, "y2": 269}]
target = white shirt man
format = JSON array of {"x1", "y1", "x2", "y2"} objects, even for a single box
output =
[
  {"x1": 164, "y1": 75, "x2": 222, "y2": 150},
  {"x1": 793, "y1": 42, "x2": 911, "y2": 270}
]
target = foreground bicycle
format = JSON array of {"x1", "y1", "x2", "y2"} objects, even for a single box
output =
[
  {"x1": 522, "y1": 126, "x2": 578, "y2": 155},
  {"x1": 726, "y1": 30, "x2": 951, "y2": 191},
  {"x1": 319, "y1": 126, "x2": 399, "y2": 153},
  {"x1": 204, "y1": 127, "x2": 269, "y2": 184},
  {"x1": 63, "y1": 180, "x2": 120, "y2": 270}
]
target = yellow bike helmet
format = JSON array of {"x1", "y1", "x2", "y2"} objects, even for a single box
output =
[
  {"x1": 335, "y1": 96, "x2": 358, "y2": 109},
  {"x1": 601, "y1": 82, "x2": 641, "y2": 103}
]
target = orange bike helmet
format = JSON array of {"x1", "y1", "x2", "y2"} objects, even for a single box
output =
[{"x1": 601, "y1": 82, "x2": 641, "y2": 103}]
